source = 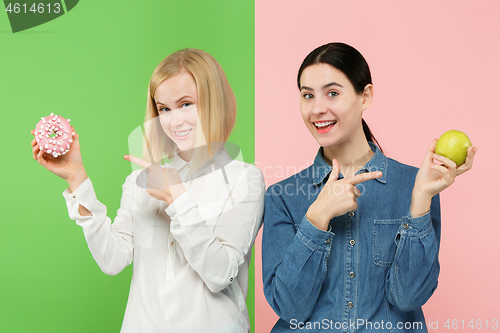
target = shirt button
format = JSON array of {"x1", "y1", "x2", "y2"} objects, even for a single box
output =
[
  {"x1": 349, "y1": 211, "x2": 355, "y2": 217},
  {"x1": 230, "y1": 277, "x2": 233, "y2": 282},
  {"x1": 349, "y1": 272, "x2": 355, "y2": 278},
  {"x1": 72, "y1": 194, "x2": 76, "y2": 198},
  {"x1": 326, "y1": 239, "x2": 331, "y2": 245},
  {"x1": 403, "y1": 223, "x2": 409, "y2": 229},
  {"x1": 347, "y1": 301, "x2": 353, "y2": 308},
  {"x1": 350, "y1": 239, "x2": 356, "y2": 246},
  {"x1": 171, "y1": 241, "x2": 174, "y2": 246}
]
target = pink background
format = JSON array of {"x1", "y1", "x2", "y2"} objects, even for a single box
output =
[{"x1": 255, "y1": 1, "x2": 500, "y2": 331}]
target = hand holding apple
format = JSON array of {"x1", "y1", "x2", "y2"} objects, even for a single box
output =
[{"x1": 410, "y1": 135, "x2": 477, "y2": 218}]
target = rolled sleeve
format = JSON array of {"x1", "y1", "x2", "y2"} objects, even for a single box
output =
[
  {"x1": 297, "y1": 216, "x2": 334, "y2": 252},
  {"x1": 62, "y1": 178, "x2": 103, "y2": 223},
  {"x1": 387, "y1": 195, "x2": 441, "y2": 312},
  {"x1": 398, "y1": 210, "x2": 433, "y2": 237},
  {"x1": 262, "y1": 190, "x2": 331, "y2": 323},
  {"x1": 165, "y1": 191, "x2": 196, "y2": 223}
]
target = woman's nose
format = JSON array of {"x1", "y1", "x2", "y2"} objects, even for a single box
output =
[
  {"x1": 311, "y1": 97, "x2": 327, "y2": 115},
  {"x1": 170, "y1": 109, "x2": 185, "y2": 126}
]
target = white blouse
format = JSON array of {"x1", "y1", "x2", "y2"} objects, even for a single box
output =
[{"x1": 63, "y1": 149, "x2": 265, "y2": 333}]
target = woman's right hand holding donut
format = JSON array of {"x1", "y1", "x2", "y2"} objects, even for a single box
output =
[
  {"x1": 31, "y1": 127, "x2": 88, "y2": 192},
  {"x1": 306, "y1": 159, "x2": 382, "y2": 231}
]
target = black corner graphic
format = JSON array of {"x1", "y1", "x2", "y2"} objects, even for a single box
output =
[
  {"x1": 65, "y1": 0, "x2": 77, "y2": 12},
  {"x1": 4, "y1": 0, "x2": 79, "y2": 33}
]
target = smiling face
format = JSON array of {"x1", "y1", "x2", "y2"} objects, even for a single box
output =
[
  {"x1": 154, "y1": 70, "x2": 199, "y2": 161},
  {"x1": 299, "y1": 63, "x2": 371, "y2": 151}
]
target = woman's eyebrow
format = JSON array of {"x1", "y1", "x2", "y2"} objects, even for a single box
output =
[
  {"x1": 156, "y1": 95, "x2": 193, "y2": 105},
  {"x1": 300, "y1": 82, "x2": 343, "y2": 91},
  {"x1": 174, "y1": 95, "x2": 193, "y2": 103},
  {"x1": 323, "y1": 82, "x2": 343, "y2": 89}
]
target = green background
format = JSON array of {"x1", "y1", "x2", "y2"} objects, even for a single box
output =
[{"x1": 0, "y1": 1, "x2": 255, "y2": 332}]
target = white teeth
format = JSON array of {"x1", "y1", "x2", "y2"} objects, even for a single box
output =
[
  {"x1": 314, "y1": 121, "x2": 336, "y2": 128},
  {"x1": 175, "y1": 129, "x2": 192, "y2": 137}
]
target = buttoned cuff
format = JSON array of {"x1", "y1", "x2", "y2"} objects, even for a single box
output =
[
  {"x1": 63, "y1": 176, "x2": 91, "y2": 195},
  {"x1": 296, "y1": 215, "x2": 334, "y2": 252},
  {"x1": 62, "y1": 178, "x2": 102, "y2": 222},
  {"x1": 400, "y1": 210, "x2": 432, "y2": 236},
  {"x1": 165, "y1": 190, "x2": 196, "y2": 223}
]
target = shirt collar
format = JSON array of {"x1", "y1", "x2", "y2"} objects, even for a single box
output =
[
  {"x1": 312, "y1": 142, "x2": 388, "y2": 186},
  {"x1": 167, "y1": 147, "x2": 233, "y2": 179},
  {"x1": 169, "y1": 149, "x2": 190, "y2": 171},
  {"x1": 193, "y1": 147, "x2": 233, "y2": 179}
]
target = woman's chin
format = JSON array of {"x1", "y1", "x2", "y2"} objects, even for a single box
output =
[
  {"x1": 314, "y1": 136, "x2": 338, "y2": 149},
  {"x1": 176, "y1": 145, "x2": 195, "y2": 153}
]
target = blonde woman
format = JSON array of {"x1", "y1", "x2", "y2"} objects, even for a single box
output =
[{"x1": 31, "y1": 49, "x2": 265, "y2": 333}]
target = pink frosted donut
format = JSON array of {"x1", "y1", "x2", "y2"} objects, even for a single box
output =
[{"x1": 34, "y1": 113, "x2": 74, "y2": 158}]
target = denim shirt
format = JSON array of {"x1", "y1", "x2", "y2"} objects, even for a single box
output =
[{"x1": 262, "y1": 143, "x2": 440, "y2": 333}]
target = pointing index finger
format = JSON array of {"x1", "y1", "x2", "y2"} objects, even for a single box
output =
[
  {"x1": 345, "y1": 171, "x2": 383, "y2": 186},
  {"x1": 124, "y1": 155, "x2": 152, "y2": 169}
]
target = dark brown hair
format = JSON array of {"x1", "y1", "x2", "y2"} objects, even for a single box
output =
[{"x1": 297, "y1": 42, "x2": 383, "y2": 152}]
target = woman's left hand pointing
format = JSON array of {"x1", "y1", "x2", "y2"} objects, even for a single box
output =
[{"x1": 124, "y1": 155, "x2": 185, "y2": 204}]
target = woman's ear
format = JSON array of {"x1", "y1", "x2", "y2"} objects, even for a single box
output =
[{"x1": 361, "y1": 84, "x2": 373, "y2": 111}]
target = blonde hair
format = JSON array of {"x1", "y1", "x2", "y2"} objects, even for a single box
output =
[{"x1": 143, "y1": 48, "x2": 236, "y2": 171}]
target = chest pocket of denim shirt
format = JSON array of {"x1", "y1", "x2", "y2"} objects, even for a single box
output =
[
  {"x1": 373, "y1": 219, "x2": 402, "y2": 268},
  {"x1": 131, "y1": 203, "x2": 158, "y2": 249}
]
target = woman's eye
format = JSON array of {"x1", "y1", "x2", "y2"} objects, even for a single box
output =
[
  {"x1": 181, "y1": 102, "x2": 192, "y2": 108},
  {"x1": 158, "y1": 107, "x2": 170, "y2": 113},
  {"x1": 303, "y1": 93, "x2": 313, "y2": 100},
  {"x1": 328, "y1": 91, "x2": 338, "y2": 98}
]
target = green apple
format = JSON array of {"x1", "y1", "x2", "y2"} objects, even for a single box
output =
[{"x1": 435, "y1": 130, "x2": 472, "y2": 166}]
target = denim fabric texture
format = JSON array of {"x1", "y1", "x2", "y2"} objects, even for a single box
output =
[{"x1": 262, "y1": 142, "x2": 441, "y2": 332}]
